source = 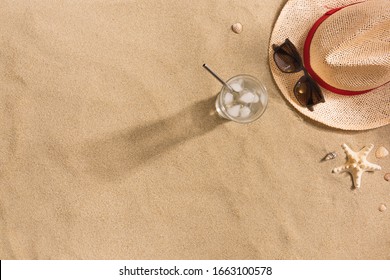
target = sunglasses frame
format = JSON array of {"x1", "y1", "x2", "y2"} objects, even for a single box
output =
[{"x1": 272, "y1": 38, "x2": 324, "y2": 111}]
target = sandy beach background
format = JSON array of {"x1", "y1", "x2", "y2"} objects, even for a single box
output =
[{"x1": 0, "y1": 0, "x2": 389, "y2": 259}]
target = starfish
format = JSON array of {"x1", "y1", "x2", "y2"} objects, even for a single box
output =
[{"x1": 332, "y1": 144, "x2": 381, "y2": 189}]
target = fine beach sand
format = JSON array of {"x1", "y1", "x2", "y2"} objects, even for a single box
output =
[{"x1": 0, "y1": 0, "x2": 389, "y2": 259}]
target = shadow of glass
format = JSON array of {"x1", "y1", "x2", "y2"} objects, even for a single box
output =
[{"x1": 82, "y1": 96, "x2": 227, "y2": 181}]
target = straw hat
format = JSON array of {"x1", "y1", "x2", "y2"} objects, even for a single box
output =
[{"x1": 269, "y1": 0, "x2": 390, "y2": 130}]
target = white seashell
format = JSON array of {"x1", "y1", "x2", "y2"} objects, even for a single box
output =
[
  {"x1": 375, "y1": 146, "x2": 389, "y2": 158},
  {"x1": 232, "y1": 23, "x2": 243, "y2": 34},
  {"x1": 323, "y1": 152, "x2": 337, "y2": 161},
  {"x1": 379, "y1": 204, "x2": 387, "y2": 212}
]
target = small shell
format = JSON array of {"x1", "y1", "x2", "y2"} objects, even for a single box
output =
[
  {"x1": 379, "y1": 204, "x2": 387, "y2": 212},
  {"x1": 323, "y1": 152, "x2": 337, "y2": 161},
  {"x1": 384, "y1": 173, "x2": 390, "y2": 181},
  {"x1": 232, "y1": 23, "x2": 243, "y2": 34},
  {"x1": 375, "y1": 146, "x2": 389, "y2": 158}
]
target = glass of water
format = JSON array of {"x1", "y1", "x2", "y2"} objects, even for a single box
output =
[{"x1": 215, "y1": 75, "x2": 268, "y2": 123}]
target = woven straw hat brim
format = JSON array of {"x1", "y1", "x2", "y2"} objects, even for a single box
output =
[{"x1": 269, "y1": 0, "x2": 390, "y2": 130}]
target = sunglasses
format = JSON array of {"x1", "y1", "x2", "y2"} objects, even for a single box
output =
[{"x1": 272, "y1": 38, "x2": 325, "y2": 111}]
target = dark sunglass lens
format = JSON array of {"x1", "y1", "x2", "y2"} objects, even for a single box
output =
[
  {"x1": 274, "y1": 44, "x2": 302, "y2": 73},
  {"x1": 274, "y1": 52, "x2": 299, "y2": 73},
  {"x1": 294, "y1": 76, "x2": 311, "y2": 106},
  {"x1": 284, "y1": 39, "x2": 301, "y2": 58},
  {"x1": 294, "y1": 76, "x2": 325, "y2": 109},
  {"x1": 309, "y1": 81, "x2": 325, "y2": 105}
]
